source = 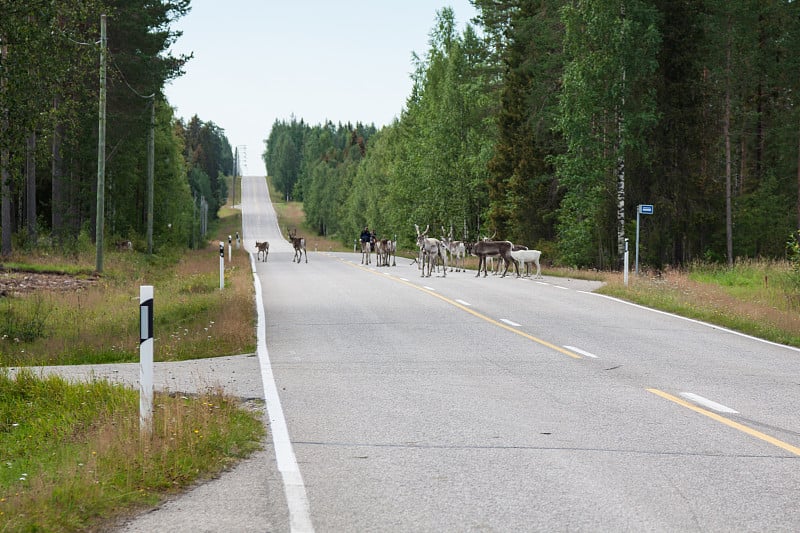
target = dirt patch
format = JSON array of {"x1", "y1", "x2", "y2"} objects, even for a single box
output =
[{"x1": 0, "y1": 271, "x2": 98, "y2": 296}]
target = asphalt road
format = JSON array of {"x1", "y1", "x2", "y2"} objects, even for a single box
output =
[{"x1": 20, "y1": 175, "x2": 800, "y2": 532}]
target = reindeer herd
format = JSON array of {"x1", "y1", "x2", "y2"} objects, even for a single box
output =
[
  {"x1": 251, "y1": 224, "x2": 541, "y2": 279},
  {"x1": 414, "y1": 224, "x2": 542, "y2": 279}
]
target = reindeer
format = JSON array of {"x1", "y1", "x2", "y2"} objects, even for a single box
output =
[
  {"x1": 375, "y1": 238, "x2": 394, "y2": 267},
  {"x1": 374, "y1": 239, "x2": 386, "y2": 266},
  {"x1": 384, "y1": 239, "x2": 397, "y2": 267},
  {"x1": 255, "y1": 240, "x2": 269, "y2": 262},
  {"x1": 361, "y1": 239, "x2": 371, "y2": 265},
  {"x1": 288, "y1": 229, "x2": 307, "y2": 263},
  {"x1": 441, "y1": 226, "x2": 466, "y2": 272},
  {"x1": 471, "y1": 239, "x2": 519, "y2": 277},
  {"x1": 509, "y1": 249, "x2": 542, "y2": 278},
  {"x1": 415, "y1": 224, "x2": 447, "y2": 277}
]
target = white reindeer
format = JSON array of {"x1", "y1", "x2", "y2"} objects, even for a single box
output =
[
  {"x1": 415, "y1": 224, "x2": 447, "y2": 278},
  {"x1": 509, "y1": 249, "x2": 542, "y2": 278},
  {"x1": 441, "y1": 226, "x2": 466, "y2": 272}
]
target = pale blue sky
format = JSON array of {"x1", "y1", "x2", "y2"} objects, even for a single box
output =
[{"x1": 164, "y1": 0, "x2": 479, "y2": 176}]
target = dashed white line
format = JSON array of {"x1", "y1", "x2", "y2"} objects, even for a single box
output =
[
  {"x1": 563, "y1": 346, "x2": 598, "y2": 358},
  {"x1": 500, "y1": 319, "x2": 521, "y2": 327},
  {"x1": 423, "y1": 286, "x2": 436, "y2": 291},
  {"x1": 679, "y1": 392, "x2": 738, "y2": 413},
  {"x1": 455, "y1": 299, "x2": 472, "y2": 306}
]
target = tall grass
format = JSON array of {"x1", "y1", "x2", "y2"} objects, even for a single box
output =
[
  {"x1": 0, "y1": 211, "x2": 255, "y2": 366},
  {"x1": 597, "y1": 261, "x2": 800, "y2": 347},
  {"x1": 0, "y1": 369, "x2": 264, "y2": 532}
]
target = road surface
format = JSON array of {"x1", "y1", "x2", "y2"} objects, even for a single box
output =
[{"x1": 27, "y1": 175, "x2": 800, "y2": 532}]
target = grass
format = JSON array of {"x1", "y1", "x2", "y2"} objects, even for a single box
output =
[
  {"x1": 596, "y1": 261, "x2": 800, "y2": 347},
  {"x1": 0, "y1": 211, "x2": 255, "y2": 367},
  {"x1": 0, "y1": 191, "x2": 265, "y2": 531},
  {"x1": 0, "y1": 369, "x2": 264, "y2": 532}
]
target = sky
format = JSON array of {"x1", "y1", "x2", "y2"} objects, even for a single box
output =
[{"x1": 164, "y1": 0, "x2": 479, "y2": 176}]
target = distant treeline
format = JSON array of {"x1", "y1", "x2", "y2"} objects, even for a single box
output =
[
  {"x1": 0, "y1": 1, "x2": 233, "y2": 255},
  {"x1": 264, "y1": 2, "x2": 800, "y2": 269}
]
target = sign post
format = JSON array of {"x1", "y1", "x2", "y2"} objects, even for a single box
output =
[
  {"x1": 636, "y1": 204, "x2": 654, "y2": 275},
  {"x1": 139, "y1": 285, "x2": 154, "y2": 436}
]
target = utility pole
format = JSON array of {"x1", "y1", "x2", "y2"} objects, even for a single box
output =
[
  {"x1": 95, "y1": 14, "x2": 107, "y2": 273},
  {"x1": 233, "y1": 147, "x2": 238, "y2": 207},
  {"x1": 147, "y1": 96, "x2": 154, "y2": 254}
]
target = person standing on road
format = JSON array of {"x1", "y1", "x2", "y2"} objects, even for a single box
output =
[{"x1": 360, "y1": 226, "x2": 371, "y2": 251}]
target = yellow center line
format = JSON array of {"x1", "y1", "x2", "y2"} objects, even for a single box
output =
[
  {"x1": 337, "y1": 256, "x2": 581, "y2": 360},
  {"x1": 647, "y1": 388, "x2": 800, "y2": 457}
]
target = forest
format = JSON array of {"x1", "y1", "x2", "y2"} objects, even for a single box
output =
[
  {"x1": 264, "y1": 1, "x2": 800, "y2": 269},
  {"x1": 0, "y1": 1, "x2": 233, "y2": 258}
]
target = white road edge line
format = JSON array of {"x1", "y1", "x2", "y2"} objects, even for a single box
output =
[
  {"x1": 679, "y1": 392, "x2": 738, "y2": 414},
  {"x1": 563, "y1": 345, "x2": 598, "y2": 358},
  {"x1": 500, "y1": 318, "x2": 521, "y2": 327},
  {"x1": 582, "y1": 291, "x2": 800, "y2": 354},
  {"x1": 251, "y1": 254, "x2": 314, "y2": 533}
]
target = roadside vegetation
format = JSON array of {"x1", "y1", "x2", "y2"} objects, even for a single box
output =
[
  {"x1": 0, "y1": 209, "x2": 254, "y2": 367},
  {"x1": 0, "y1": 199, "x2": 264, "y2": 531}
]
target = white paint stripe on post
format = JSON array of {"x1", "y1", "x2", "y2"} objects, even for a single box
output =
[
  {"x1": 139, "y1": 285, "x2": 154, "y2": 435},
  {"x1": 249, "y1": 253, "x2": 314, "y2": 532}
]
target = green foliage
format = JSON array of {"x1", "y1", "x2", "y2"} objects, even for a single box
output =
[
  {"x1": 0, "y1": 0, "x2": 197, "y2": 256},
  {"x1": 180, "y1": 116, "x2": 232, "y2": 219},
  {"x1": 0, "y1": 369, "x2": 264, "y2": 531},
  {"x1": 0, "y1": 296, "x2": 49, "y2": 342}
]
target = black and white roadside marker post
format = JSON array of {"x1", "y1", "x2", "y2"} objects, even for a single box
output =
[
  {"x1": 235, "y1": 231, "x2": 240, "y2": 250},
  {"x1": 635, "y1": 204, "x2": 654, "y2": 275},
  {"x1": 219, "y1": 242, "x2": 225, "y2": 290},
  {"x1": 623, "y1": 238, "x2": 630, "y2": 287},
  {"x1": 139, "y1": 285, "x2": 154, "y2": 436},
  {"x1": 228, "y1": 234, "x2": 232, "y2": 262}
]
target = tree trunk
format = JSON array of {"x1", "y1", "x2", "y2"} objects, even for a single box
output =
[
  {"x1": 26, "y1": 131, "x2": 36, "y2": 244},
  {"x1": 616, "y1": 79, "x2": 626, "y2": 268},
  {"x1": 1, "y1": 43, "x2": 10, "y2": 257},
  {"x1": 724, "y1": 17, "x2": 733, "y2": 267},
  {"x1": 52, "y1": 96, "x2": 64, "y2": 238}
]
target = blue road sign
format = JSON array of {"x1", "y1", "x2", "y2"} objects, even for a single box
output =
[{"x1": 639, "y1": 204, "x2": 654, "y2": 215}]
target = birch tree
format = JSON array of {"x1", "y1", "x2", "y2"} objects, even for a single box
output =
[{"x1": 557, "y1": 0, "x2": 660, "y2": 267}]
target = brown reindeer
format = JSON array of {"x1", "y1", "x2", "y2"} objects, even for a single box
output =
[
  {"x1": 471, "y1": 239, "x2": 519, "y2": 277},
  {"x1": 288, "y1": 229, "x2": 307, "y2": 263},
  {"x1": 255, "y1": 241, "x2": 269, "y2": 262}
]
